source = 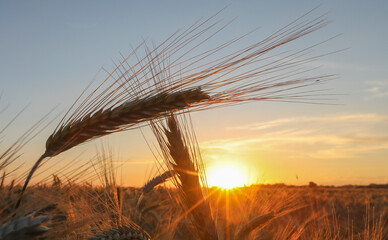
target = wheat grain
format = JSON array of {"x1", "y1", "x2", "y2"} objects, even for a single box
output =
[{"x1": 45, "y1": 88, "x2": 210, "y2": 158}]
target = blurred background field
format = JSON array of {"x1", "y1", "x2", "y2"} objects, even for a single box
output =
[{"x1": 2, "y1": 179, "x2": 387, "y2": 239}]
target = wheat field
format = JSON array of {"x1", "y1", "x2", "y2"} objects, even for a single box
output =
[{"x1": 1, "y1": 7, "x2": 387, "y2": 240}]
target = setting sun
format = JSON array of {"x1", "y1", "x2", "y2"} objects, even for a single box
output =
[{"x1": 207, "y1": 163, "x2": 248, "y2": 189}]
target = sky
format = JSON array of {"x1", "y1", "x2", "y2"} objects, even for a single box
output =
[{"x1": 1, "y1": 1, "x2": 387, "y2": 186}]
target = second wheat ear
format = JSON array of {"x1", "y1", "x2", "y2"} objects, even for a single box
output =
[{"x1": 152, "y1": 114, "x2": 218, "y2": 240}]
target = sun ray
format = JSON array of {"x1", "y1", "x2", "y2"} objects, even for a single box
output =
[{"x1": 207, "y1": 163, "x2": 249, "y2": 189}]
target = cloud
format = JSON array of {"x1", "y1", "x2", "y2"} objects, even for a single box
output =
[
  {"x1": 365, "y1": 80, "x2": 388, "y2": 98},
  {"x1": 202, "y1": 113, "x2": 388, "y2": 160},
  {"x1": 228, "y1": 113, "x2": 388, "y2": 132}
]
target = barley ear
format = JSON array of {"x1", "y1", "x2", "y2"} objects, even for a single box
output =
[{"x1": 155, "y1": 114, "x2": 218, "y2": 240}]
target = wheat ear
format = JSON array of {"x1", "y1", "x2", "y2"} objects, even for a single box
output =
[
  {"x1": 16, "y1": 88, "x2": 209, "y2": 209},
  {"x1": 142, "y1": 170, "x2": 175, "y2": 194},
  {"x1": 45, "y1": 88, "x2": 209, "y2": 157},
  {"x1": 136, "y1": 170, "x2": 175, "y2": 218},
  {"x1": 0, "y1": 215, "x2": 50, "y2": 240},
  {"x1": 153, "y1": 114, "x2": 218, "y2": 240},
  {"x1": 88, "y1": 226, "x2": 150, "y2": 240}
]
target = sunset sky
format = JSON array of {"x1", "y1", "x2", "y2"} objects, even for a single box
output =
[{"x1": 1, "y1": 1, "x2": 387, "y2": 186}]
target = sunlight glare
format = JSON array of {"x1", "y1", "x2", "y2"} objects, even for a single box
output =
[{"x1": 207, "y1": 163, "x2": 248, "y2": 189}]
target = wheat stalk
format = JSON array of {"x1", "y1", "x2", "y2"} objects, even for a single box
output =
[
  {"x1": 0, "y1": 171, "x2": 5, "y2": 189},
  {"x1": 152, "y1": 114, "x2": 218, "y2": 240}
]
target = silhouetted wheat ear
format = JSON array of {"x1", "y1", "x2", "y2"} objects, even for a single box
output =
[
  {"x1": 142, "y1": 170, "x2": 175, "y2": 194},
  {"x1": 0, "y1": 215, "x2": 50, "y2": 240},
  {"x1": 88, "y1": 226, "x2": 150, "y2": 240},
  {"x1": 45, "y1": 88, "x2": 210, "y2": 157},
  {"x1": 160, "y1": 115, "x2": 218, "y2": 240}
]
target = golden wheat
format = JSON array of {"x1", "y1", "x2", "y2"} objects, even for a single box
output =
[
  {"x1": 18, "y1": 10, "x2": 334, "y2": 209},
  {"x1": 152, "y1": 114, "x2": 218, "y2": 240}
]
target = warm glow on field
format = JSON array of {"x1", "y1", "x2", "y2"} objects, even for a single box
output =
[{"x1": 207, "y1": 163, "x2": 248, "y2": 189}]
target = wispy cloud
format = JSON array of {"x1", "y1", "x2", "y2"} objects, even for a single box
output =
[
  {"x1": 365, "y1": 80, "x2": 388, "y2": 98},
  {"x1": 202, "y1": 113, "x2": 388, "y2": 161},
  {"x1": 228, "y1": 113, "x2": 388, "y2": 131}
]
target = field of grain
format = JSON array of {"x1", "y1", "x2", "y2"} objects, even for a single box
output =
[
  {"x1": 1, "y1": 181, "x2": 387, "y2": 239},
  {"x1": 1, "y1": 6, "x2": 387, "y2": 240}
]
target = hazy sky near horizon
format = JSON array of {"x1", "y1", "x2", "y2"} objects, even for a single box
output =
[{"x1": 1, "y1": 1, "x2": 387, "y2": 186}]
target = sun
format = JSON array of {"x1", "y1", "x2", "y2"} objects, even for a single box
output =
[{"x1": 207, "y1": 163, "x2": 248, "y2": 189}]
